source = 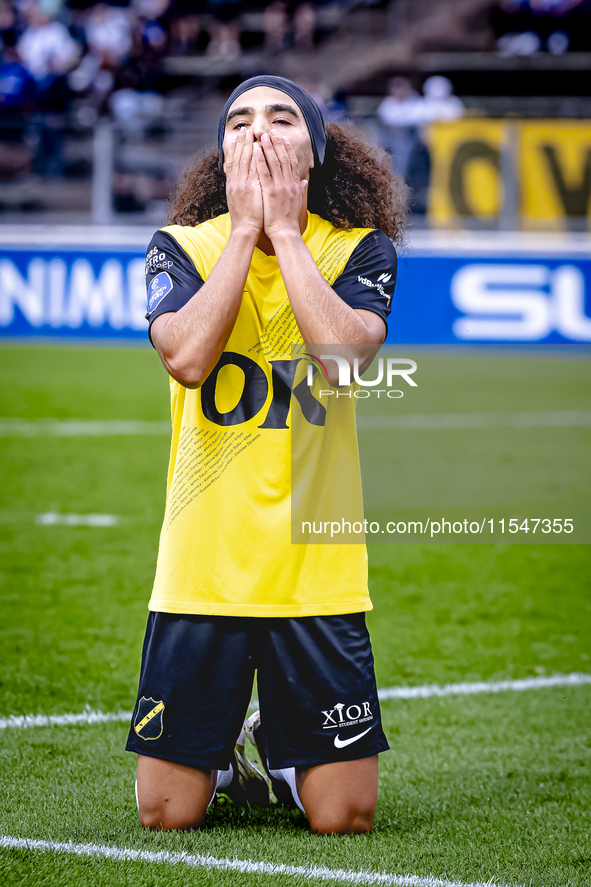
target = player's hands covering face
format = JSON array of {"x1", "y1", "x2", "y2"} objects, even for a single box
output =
[
  {"x1": 253, "y1": 129, "x2": 308, "y2": 242},
  {"x1": 224, "y1": 128, "x2": 264, "y2": 237}
]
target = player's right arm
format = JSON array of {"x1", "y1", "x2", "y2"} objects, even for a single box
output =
[{"x1": 149, "y1": 128, "x2": 262, "y2": 389}]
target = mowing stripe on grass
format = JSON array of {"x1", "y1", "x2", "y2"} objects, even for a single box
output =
[
  {"x1": 0, "y1": 419, "x2": 171, "y2": 437},
  {"x1": 0, "y1": 835, "x2": 522, "y2": 887},
  {"x1": 2, "y1": 673, "x2": 589, "y2": 731},
  {"x1": 1, "y1": 411, "x2": 591, "y2": 437},
  {"x1": 357, "y1": 410, "x2": 591, "y2": 432}
]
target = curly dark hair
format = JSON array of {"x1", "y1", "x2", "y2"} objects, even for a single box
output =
[{"x1": 167, "y1": 121, "x2": 409, "y2": 246}]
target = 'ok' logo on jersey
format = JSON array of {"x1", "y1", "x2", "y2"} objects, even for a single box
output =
[{"x1": 200, "y1": 353, "x2": 326, "y2": 429}]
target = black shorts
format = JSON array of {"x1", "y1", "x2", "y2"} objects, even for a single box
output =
[{"x1": 125, "y1": 612, "x2": 389, "y2": 771}]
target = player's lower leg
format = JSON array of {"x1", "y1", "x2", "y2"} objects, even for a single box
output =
[
  {"x1": 296, "y1": 756, "x2": 379, "y2": 834},
  {"x1": 136, "y1": 725, "x2": 269, "y2": 830},
  {"x1": 244, "y1": 710, "x2": 378, "y2": 833},
  {"x1": 136, "y1": 755, "x2": 215, "y2": 830}
]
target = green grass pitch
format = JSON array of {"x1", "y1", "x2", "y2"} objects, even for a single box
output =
[{"x1": 0, "y1": 343, "x2": 589, "y2": 886}]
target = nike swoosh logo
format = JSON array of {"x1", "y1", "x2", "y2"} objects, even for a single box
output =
[{"x1": 333, "y1": 726, "x2": 372, "y2": 749}]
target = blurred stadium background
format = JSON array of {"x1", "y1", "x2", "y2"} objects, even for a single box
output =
[
  {"x1": 1, "y1": 3, "x2": 590, "y2": 886},
  {"x1": 1, "y1": 0, "x2": 590, "y2": 342},
  {"x1": 1, "y1": 0, "x2": 591, "y2": 228}
]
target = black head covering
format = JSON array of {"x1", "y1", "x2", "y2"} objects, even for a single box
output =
[{"x1": 217, "y1": 75, "x2": 327, "y2": 172}]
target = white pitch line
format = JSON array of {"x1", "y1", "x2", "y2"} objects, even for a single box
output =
[
  {"x1": 1, "y1": 411, "x2": 590, "y2": 437},
  {"x1": 357, "y1": 410, "x2": 591, "y2": 432},
  {"x1": 0, "y1": 835, "x2": 522, "y2": 887},
  {"x1": 35, "y1": 513, "x2": 120, "y2": 527},
  {"x1": 0, "y1": 709, "x2": 132, "y2": 730},
  {"x1": 1, "y1": 673, "x2": 589, "y2": 732},
  {"x1": 377, "y1": 671, "x2": 591, "y2": 701},
  {"x1": 0, "y1": 419, "x2": 170, "y2": 437}
]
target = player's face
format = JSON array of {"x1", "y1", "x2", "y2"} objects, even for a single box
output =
[{"x1": 223, "y1": 86, "x2": 315, "y2": 180}]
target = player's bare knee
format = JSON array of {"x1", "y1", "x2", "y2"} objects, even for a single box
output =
[
  {"x1": 304, "y1": 795, "x2": 375, "y2": 835},
  {"x1": 309, "y1": 805, "x2": 374, "y2": 835},
  {"x1": 138, "y1": 803, "x2": 163, "y2": 830},
  {"x1": 138, "y1": 797, "x2": 167, "y2": 830},
  {"x1": 139, "y1": 800, "x2": 206, "y2": 831},
  {"x1": 343, "y1": 808, "x2": 374, "y2": 834}
]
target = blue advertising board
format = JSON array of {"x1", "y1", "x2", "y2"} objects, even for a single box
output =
[
  {"x1": 0, "y1": 246, "x2": 147, "y2": 340},
  {"x1": 0, "y1": 229, "x2": 590, "y2": 344},
  {"x1": 390, "y1": 253, "x2": 591, "y2": 344}
]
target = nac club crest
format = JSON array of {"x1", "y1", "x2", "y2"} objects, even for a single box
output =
[{"x1": 134, "y1": 697, "x2": 165, "y2": 741}]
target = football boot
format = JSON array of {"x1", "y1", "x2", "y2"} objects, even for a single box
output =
[
  {"x1": 220, "y1": 723, "x2": 270, "y2": 807},
  {"x1": 244, "y1": 710, "x2": 298, "y2": 807}
]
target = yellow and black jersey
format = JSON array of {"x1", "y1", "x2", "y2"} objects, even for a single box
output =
[
  {"x1": 146, "y1": 216, "x2": 397, "y2": 336},
  {"x1": 145, "y1": 211, "x2": 397, "y2": 618}
]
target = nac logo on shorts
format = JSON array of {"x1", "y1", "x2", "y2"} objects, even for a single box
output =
[{"x1": 134, "y1": 697, "x2": 165, "y2": 741}]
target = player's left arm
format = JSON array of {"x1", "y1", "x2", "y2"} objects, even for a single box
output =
[{"x1": 254, "y1": 130, "x2": 394, "y2": 356}]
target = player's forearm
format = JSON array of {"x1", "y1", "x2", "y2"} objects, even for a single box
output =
[
  {"x1": 273, "y1": 233, "x2": 373, "y2": 344},
  {"x1": 156, "y1": 228, "x2": 258, "y2": 388}
]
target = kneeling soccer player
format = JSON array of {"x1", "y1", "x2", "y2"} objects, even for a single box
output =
[{"x1": 126, "y1": 75, "x2": 408, "y2": 834}]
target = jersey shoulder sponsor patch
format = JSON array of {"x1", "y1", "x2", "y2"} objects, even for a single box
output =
[
  {"x1": 147, "y1": 271, "x2": 173, "y2": 315},
  {"x1": 145, "y1": 244, "x2": 174, "y2": 275}
]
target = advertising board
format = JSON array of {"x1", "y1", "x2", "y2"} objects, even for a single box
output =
[
  {"x1": 427, "y1": 119, "x2": 591, "y2": 229},
  {"x1": 0, "y1": 229, "x2": 589, "y2": 345}
]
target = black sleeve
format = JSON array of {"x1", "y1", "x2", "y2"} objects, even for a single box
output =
[
  {"x1": 331, "y1": 230, "x2": 397, "y2": 333},
  {"x1": 145, "y1": 230, "x2": 205, "y2": 342}
]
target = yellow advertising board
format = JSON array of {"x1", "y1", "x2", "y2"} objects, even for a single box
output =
[
  {"x1": 426, "y1": 119, "x2": 591, "y2": 229},
  {"x1": 520, "y1": 121, "x2": 591, "y2": 226},
  {"x1": 426, "y1": 120, "x2": 506, "y2": 224}
]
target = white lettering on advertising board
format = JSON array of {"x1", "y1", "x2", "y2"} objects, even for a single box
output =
[
  {"x1": 451, "y1": 263, "x2": 591, "y2": 342},
  {"x1": 0, "y1": 257, "x2": 147, "y2": 332}
]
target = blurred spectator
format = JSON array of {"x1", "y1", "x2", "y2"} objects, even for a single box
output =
[
  {"x1": 67, "y1": 51, "x2": 101, "y2": 95},
  {"x1": 293, "y1": 1, "x2": 314, "y2": 53},
  {"x1": 378, "y1": 77, "x2": 424, "y2": 129},
  {"x1": 497, "y1": 29, "x2": 541, "y2": 54},
  {"x1": 206, "y1": 0, "x2": 242, "y2": 58},
  {"x1": 0, "y1": 0, "x2": 17, "y2": 42},
  {"x1": 0, "y1": 29, "x2": 35, "y2": 114},
  {"x1": 493, "y1": 0, "x2": 591, "y2": 54},
  {"x1": 132, "y1": 0, "x2": 172, "y2": 55},
  {"x1": 109, "y1": 86, "x2": 163, "y2": 135},
  {"x1": 68, "y1": 2, "x2": 166, "y2": 125},
  {"x1": 547, "y1": 29, "x2": 569, "y2": 52},
  {"x1": 83, "y1": 3, "x2": 132, "y2": 68},
  {"x1": 378, "y1": 75, "x2": 462, "y2": 215},
  {"x1": 420, "y1": 76, "x2": 464, "y2": 123},
  {"x1": 168, "y1": 0, "x2": 201, "y2": 55},
  {"x1": 13, "y1": 1, "x2": 80, "y2": 175},
  {"x1": 297, "y1": 77, "x2": 346, "y2": 121},
  {"x1": 377, "y1": 77, "x2": 424, "y2": 177},
  {"x1": 0, "y1": 28, "x2": 35, "y2": 181},
  {"x1": 265, "y1": 0, "x2": 315, "y2": 55},
  {"x1": 17, "y1": 1, "x2": 79, "y2": 83}
]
